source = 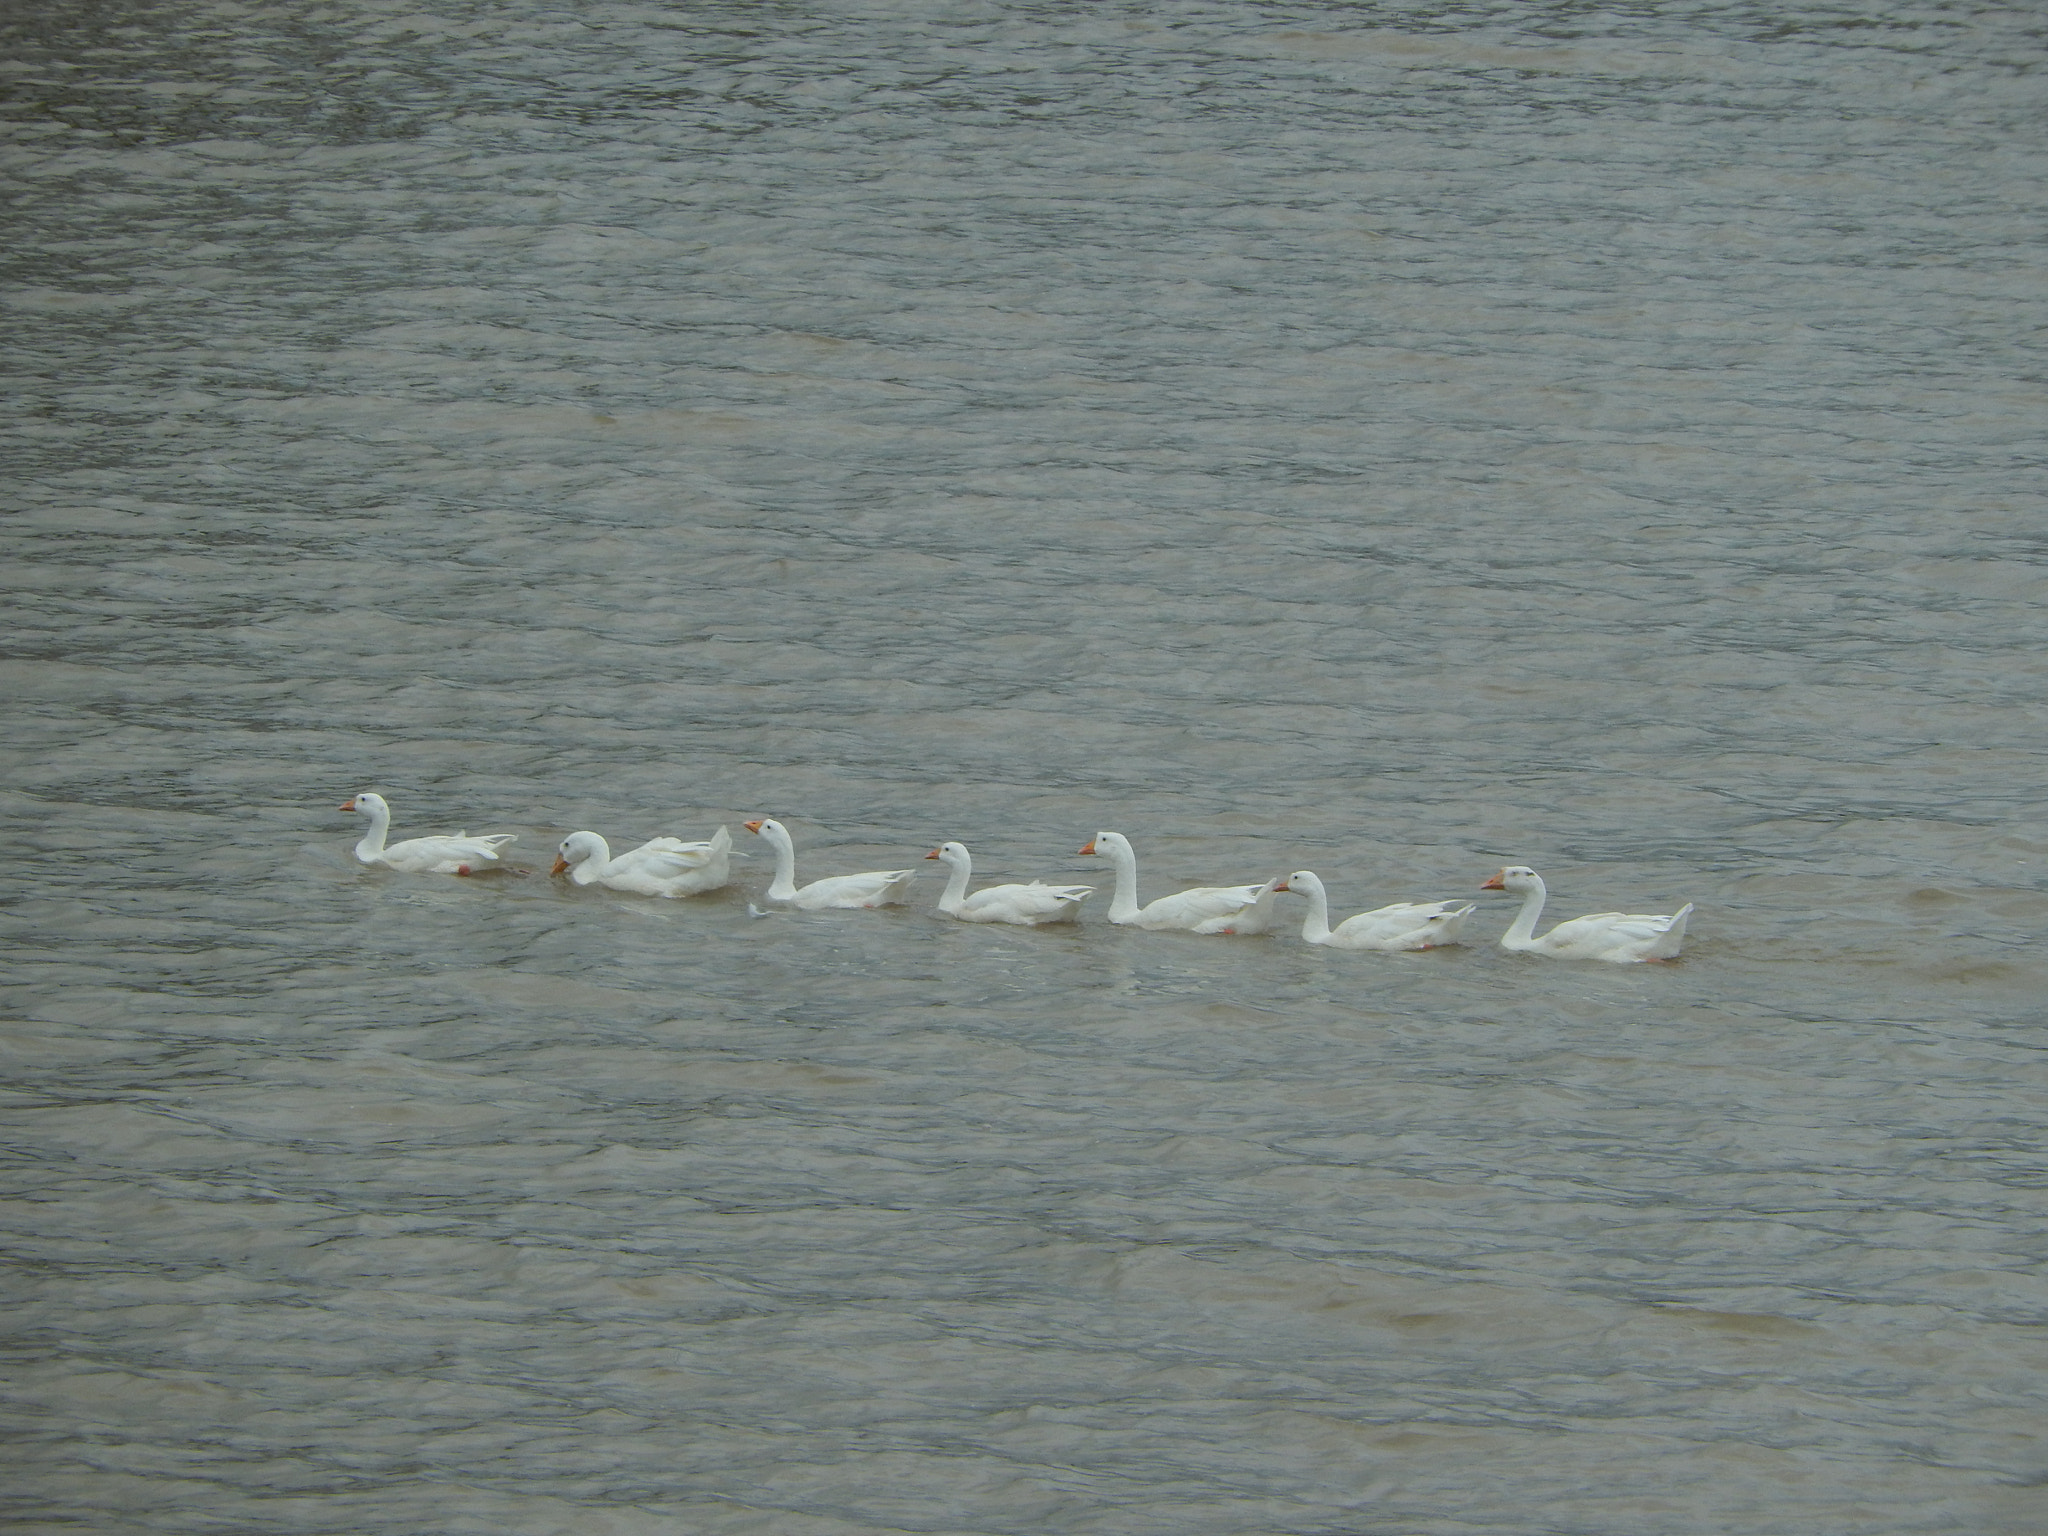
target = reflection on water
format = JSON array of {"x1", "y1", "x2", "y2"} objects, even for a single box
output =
[{"x1": 4, "y1": 3, "x2": 2045, "y2": 1532}]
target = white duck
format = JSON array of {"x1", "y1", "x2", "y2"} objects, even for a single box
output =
[
  {"x1": 340, "y1": 791, "x2": 515, "y2": 875},
  {"x1": 1276, "y1": 870, "x2": 1473, "y2": 951},
  {"x1": 745, "y1": 818, "x2": 916, "y2": 909},
  {"x1": 553, "y1": 824, "x2": 732, "y2": 897},
  {"x1": 1079, "y1": 831, "x2": 1286, "y2": 934},
  {"x1": 924, "y1": 841, "x2": 1092, "y2": 925},
  {"x1": 1480, "y1": 865, "x2": 1692, "y2": 962}
]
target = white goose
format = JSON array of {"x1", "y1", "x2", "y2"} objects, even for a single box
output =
[
  {"x1": 1079, "y1": 831, "x2": 1285, "y2": 934},
  {"x1": 925, "y1": 841, "x2": 1092, "y2": 925},
  {"x1": 340, "y1": 791, "x2": 515, "y2": 875},
  {"x1": 1480, "y1": 865, "x2": 1692, "y2": 962},
  {"x1": 553, "y1": 824, "x2": 732, "y2": 898},
  {"x1": 1276, "y1": 870, "x2": 1473, "y2": 951},
  {"x1": 745, "y1": 818, "x2": 915, "y2": 909}
]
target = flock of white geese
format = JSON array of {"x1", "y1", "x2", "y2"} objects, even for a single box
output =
[{"x1": 339, "y1": 790, "x2": 1694, "y2": 964}]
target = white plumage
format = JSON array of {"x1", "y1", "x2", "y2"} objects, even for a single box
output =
[
  {"x1": 1480, "y1": 865, "x2": 1692, "y2": 962},
  {"x1": 925, "y1": 841, "x2": 1092, "y2": 926},
  {"x1": 746, "y1": 818, "x2": 916, "y2": 909},
  {"x1": 1277, "y1": 870, "x2": 1473, "y2": 951},
  {"x1": 553, "y1": 825, "x2": 732, "y2": 898},
  {"x1": 341, "y1": 791, "x2": 515, "y2": 876},
  {"x1": 1080, "y1": 830, "x2": 1285, "y2": 934}
]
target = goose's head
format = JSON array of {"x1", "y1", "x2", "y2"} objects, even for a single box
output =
[
  {"x1": 340, "y1": 791, "x2": 387, "y2": 816},
  {"x1": 924, "y1": 841, "x2": 970, "y2": 867},
  {"x1": 1077, "y1": 831, "x2": 1130, "y2": 858},
  {"x1": 1482, "y1": 865, "x2": 1541, "y2": 893},
  {"x1": 1275, "y1": 870, "x2": 1322, "y2": 897},
  {"x1": 553, "y1": 830, "x2": 606, "y2": 876},
  {"x1": 744, "y1": 818, "x2": 788, "y2": 841}
]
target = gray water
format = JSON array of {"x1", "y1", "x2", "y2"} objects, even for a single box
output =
[{"x1": 4, "y1": 3, "x2": 2046, "y2": 1532}]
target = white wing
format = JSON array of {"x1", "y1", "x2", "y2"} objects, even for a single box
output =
[
  {"x1": 378, "y1": 833, "x2": 515, "y2": 873},
  {"x1": 1136, "y1": 881, "x2": 1270, "y2": 932},
  {"x1": 957, "y1": 881, "x2": 1094, "y2": 925},
  {"x1": 792, "y1": 869, "x2": 917, "y2": 910}
]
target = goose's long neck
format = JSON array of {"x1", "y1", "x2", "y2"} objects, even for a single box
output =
[
  {"x1": 353, "y1": 801, "x2": 391, "y2": 863},
  {"x1": 937, "y1": 853, "x2": 972, "y2": 913},
  {"x1": 1297, "y1": 876, "x2": 1334, "y2": 944},
  {"x1": 764, "y1": 829, "x2": 799, "y2": 900},
  {"x1": 1500, "y1": 878, "x2": 1547, "y2": 949},
  {"x1": 573, "y1": 836, "x2": 613, "y2": 885},
  {"x1": 1103, "y1": 841, "x2": 1142, "y2": 923}
]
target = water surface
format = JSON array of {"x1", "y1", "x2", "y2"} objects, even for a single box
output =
[{"x1": 4, "y1": 3, "x2": 2045, "y2": 1532}]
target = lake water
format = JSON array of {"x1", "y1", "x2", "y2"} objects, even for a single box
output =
[{"x1": 4, "y1": 3, "x2": 2045, "y2": 1532}]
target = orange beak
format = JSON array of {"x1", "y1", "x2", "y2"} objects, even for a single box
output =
[
  {"x1": 743, "y1": 819, "x2": 764, "y2": 834},
  {"x1": 1077, "y1": 839, "x2": 1096, "y2": 856},
  {"x1": 551, "y1": 856, "x2": 570, "y2": 876},
  {"x1": 924, "y1": 848, "x2": 942, "y2": 860},
  {"x1": 1274, "y1": 878, "x2": 1291, "y2": 892},
  {"x1": 338, "y1": 797, "x2": 357, "y2": 812},
  {"x1": 1480, "y1": 870, "x2": 1506, "y2": 890}
]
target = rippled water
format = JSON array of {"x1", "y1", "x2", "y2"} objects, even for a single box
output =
[{"x1": 5, "y1": 3, "x2": 2046, "y2": 1532}]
